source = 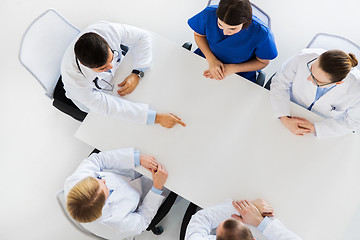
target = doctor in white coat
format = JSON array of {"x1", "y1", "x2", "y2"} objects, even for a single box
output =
[
  {"x1": 61, "y1": 21, "x2": 185, "y2": 128},
  {"x1": 64, "y1": 148, "x2": 175, "y2": 239},
  {"x1": 270, "y1": 48, "x2": 360, "y2": 137},
  {"x1": 184, "y1": 199, "x2": 301, "y2": 240}
]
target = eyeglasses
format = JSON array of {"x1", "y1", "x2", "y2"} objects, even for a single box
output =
[{"x1": 307, "y1": 58, "x2": 341, "y2": 87}]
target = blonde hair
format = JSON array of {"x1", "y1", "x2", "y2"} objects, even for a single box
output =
[{"x1": 66, "y1": 176, "x2": 106, "y2": 223}]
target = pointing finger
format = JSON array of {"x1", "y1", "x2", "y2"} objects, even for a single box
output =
[{"x1": 170, "y1": 113, "x2": 181, "y2": 121}]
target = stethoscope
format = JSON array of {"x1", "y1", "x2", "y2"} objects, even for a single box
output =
[{"x1": 75, "y1": 44, "x2": 130, "y2": 91}]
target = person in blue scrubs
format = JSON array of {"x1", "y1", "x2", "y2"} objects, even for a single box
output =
[{"x1": 188, "y1": 0, "x2": 278, "y2": 83}]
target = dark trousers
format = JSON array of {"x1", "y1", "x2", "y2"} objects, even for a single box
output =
[
  {"x1": 146, "y1": 191, "x2": 178, "y2": 230},
  {"x1": 179, "y1": 202, "x2": 199, "y2": 240}
]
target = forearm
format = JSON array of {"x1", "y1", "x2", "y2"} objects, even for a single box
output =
[
  {"x1": 194, "y1": 33, "x2": 216, "y2": 61},
  {"x1": 81, "y1": 90, "x2": 149, "y2": 124},
  {"x1": 136, "y1": 190, "x2": 165, "y2": 224},
  {"x1": 314, "y1": 117, "x2": 356, "y2": 137},
  {"x1": 226, "y1": 58, "x2": 270, "y2": 74},
  {"x1": 121, "y1": 24, "x2": 152, "y2": 69},
  {"x1": 263, "y1": 218, "x2": 302, "y2": 240}
]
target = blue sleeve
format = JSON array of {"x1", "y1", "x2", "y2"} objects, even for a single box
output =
[
  {"x1": 257, "y1": 216, "x2": 273, "y2": 232},
  {"x1": 134, "y1": 149, "x2": 140, "y2": 167},
  {"x1": 147, "y1": 109, "x2": 156, "y2": 125},
  {"x1": 151, "y1": 186, "x2": 163, "y2": 195},
  {"x1": 254, "y1": 28, "x2": 278, "y2": 60},
  {"x1": 188, "y1": 8, "x2": 207, "y2": 36}
]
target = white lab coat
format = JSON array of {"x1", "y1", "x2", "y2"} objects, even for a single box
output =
[
  {"x1": 185, "y1": 200, "x2": 302, "y2": 240},
  {"x1": 64, "y1": 148, "x2": 165, "y2": 240},
  {"x1": 61, "y1": 21, "x2": 152, "y2": 124},
  {"x1": 270, "y1": 48, "x2": 360, "y2": 137}
]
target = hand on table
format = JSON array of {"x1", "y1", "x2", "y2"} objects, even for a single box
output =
[
  {"x1": 279, "y1": 116, "x2": 311, "y2": 136},
  {"x1": 297, "y1": 118, "x2": 316, "y2": 134},
  {"x1": 231, "y1": 200, "x2": 264, "y2": 227},
  {"x1": 155, "y1": 113, "x2": 186, "y2": 128},
  {"x1": 204, "y1": 64, "x2": 236, "y2": 80},
  {"x1": 152, "y1": 163, "x2": 168, "y2": 191},
  {"x1": 205, "y1": 57, "x2": 225, "y2": 80},
  {"x1": 117, "y1": 73, "x2": 140, "y2": 96},
  {"x1": 251, "y1": 199, "x2": 274, "y2": 217},
  {"x1": 140, "y1": 155, "x2": 158, "y2": 172}
]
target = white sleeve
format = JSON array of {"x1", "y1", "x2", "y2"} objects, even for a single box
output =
[
  {"x1": 62, "y1": 67, "x2": 149, "y2": 124},
  {"x1": 263, "y1": 218, "x2": 302, "y2": 240},
  {"x1": 108, "y1": 191, "x2": 165, "y2": 239},
  {"x1": 314, "y1": 100, "x2": 360, "y2": 137},
  {"x1": 64, "y1": 148, "x2": 135, "y2": 195},
  {"x1": 60, "y1": 22, "x2": 151, "y2": 124},
  {"x1": 73, "y1": 85, "x2": 149, "y2": 124},
  {"x1": 107, "y1": 22, "x2": 152, "y2": 70},
  {"x1": 185, "y1": 200, "x2": 235, "y2": 240},
  {"x1": 269, "y1": 55, "x2": 300, "y2": 118}
]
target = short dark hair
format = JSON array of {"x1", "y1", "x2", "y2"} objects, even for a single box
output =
[
  {"x1": 216, "y1": 219, "x2": 254, "y2": 240},
  {"x1": 74, "y1": 32, "x2": 110, "y2": 68},
  {"x1": 319, "y1": 50, "x2": 358, "y2": 82},
  {"x1": 217, "y1": 0, "x2": 252, "y2": 28}
]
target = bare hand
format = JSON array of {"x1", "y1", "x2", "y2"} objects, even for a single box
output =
[
  {"x1": 231, "y1": 200, "x2": 264, "y2": 227},
  {"x1": 140, "y1": 155, "x2": 158, "y2": 172},
  {"x1": 152, "y1": 163, "x2": 168, "y2": 190},
  {"x1": 203, "y1": 64, "x2": 234, "y2": 79},
  {"x1": 117, "y1": 73, "x2": 140, "y2": 96},
  {"x1": 251, "y1": 199, "x2": 274, "y2": 217},
  {"x1": 207, "y1": 57, "x2": 225, "y2": 80},
  {"x1": 279, "y1": 116, "x2": 311, "y2": 136},
  {"x1": 155, "y1": 113, "x2": 186, "y2": 128},
  {"x1": 296, "y1": 117, "x2": 315, "y2": 134}
]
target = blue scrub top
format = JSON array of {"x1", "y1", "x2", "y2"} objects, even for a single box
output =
[{"x1": 188, "y1": 6, "x2": 278, "y2": 82}]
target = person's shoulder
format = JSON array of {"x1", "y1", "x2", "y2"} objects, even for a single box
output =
[
  {"x1": 85, "y1": 21, "x2": 114, "y2": 29},
  {"x1": 250, "y1": 16, "x2": 270, "y2": 33},
  {"x1": 83, "y1": 21, "x2": 119, "y2": 32},
  {"x1": 248, "y1": 16, "x2": 273, "y2": 41},
  {"x1": 346, "y1": 68, "x2": 360, "y2": 90},
  {"x1": 201, "y1": 6, "x2": 218, "y2": 18},
  {"x1": 298, "y1": 48, "x2": 325, "y2": 58}
]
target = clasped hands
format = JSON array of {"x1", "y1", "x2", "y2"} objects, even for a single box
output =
[
  {"x1": 232, "y1": 199, "x2": 274, "y2": 227},
  {"x1": 280, "y1": 116, "x2": 316, "y2": 136},
  {"x1": 140, "y1": 155, "x2": 168, "y2": 191},
  {"x1": 204, "y1": 57, "x2": 235, "y2": 80}
]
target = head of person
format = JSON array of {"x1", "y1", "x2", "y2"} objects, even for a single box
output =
[
  {"x1": 216, "y1": 0, "x2": 252, "y2": 36},
  {"x1": 66, "y1": 176, "x2": 110, "y2": 223},
  {"x1": 307, "y1": 50, "x2": 358, "y2": 87},
  {"x1": 216, "y1": 219, "x2": 254, "y2": 240},
  {"x1": 74, "y1": 32, "x2": 114, "y2": 73}
]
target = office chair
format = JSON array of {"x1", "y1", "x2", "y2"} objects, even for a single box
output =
[
  {"x1": 307, "y1": 33, "x2": 360, "y2": 70},
  {"x1": 204, "y1": 0, "x2": 271, "y2": 87},
  {"x1": 265, "y1": 33, "x2": 360, "y2": 90},
  {"x1": 19, "y1": 9, "x2": 87, "y2": 121},
  {"x1": 56, "y1": 190, "x2": 106, "y2": 239}
]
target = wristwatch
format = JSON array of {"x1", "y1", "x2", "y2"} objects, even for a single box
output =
[{"x1": 132, "y1": 69, "x2": 144, "y2": 79}]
